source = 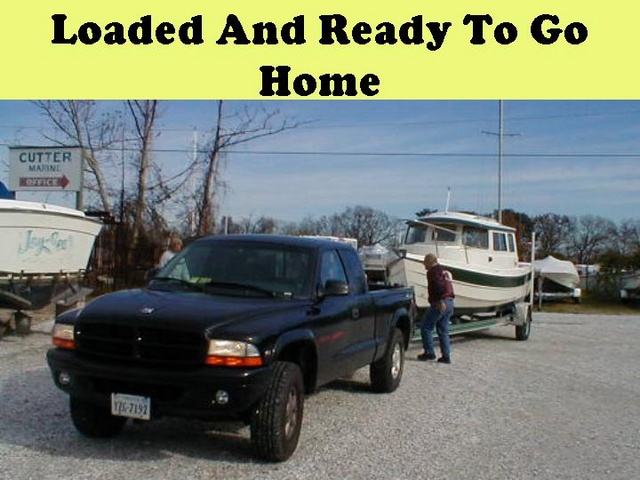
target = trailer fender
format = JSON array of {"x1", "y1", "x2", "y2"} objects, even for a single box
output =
[{"x1": 511, "y1": 302, "x2": 532, "y2": 327}]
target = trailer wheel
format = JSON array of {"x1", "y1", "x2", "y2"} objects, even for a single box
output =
[
  {"x1": 250, "y1": 361, "x2": 304, "y2": 462},
  {"x1": 70, "y1": 397, "x2": 127, "y2": 438},
  {"x1": 370, "y1": 328, "x2": 404, "y2": 393},
  {"x1": 515, "y1": 306, "x2": 532, "y2": 341}
]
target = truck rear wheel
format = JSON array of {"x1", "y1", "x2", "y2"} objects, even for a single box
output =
[
  {"x1": 250, "y1": 361, "x2": 304, "y2": 462},
  {"x1": 70, "y1": 397, "x2": 127, "y2": 438},
  {"x1": 370, "y1": 328, "x2": 404, "y2": 393}
]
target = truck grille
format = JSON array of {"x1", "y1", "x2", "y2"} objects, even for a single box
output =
[{"x1": 75, "y1": 322, "x2": 206, "y2": 367}]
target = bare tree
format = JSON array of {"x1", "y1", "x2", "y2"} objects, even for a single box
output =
[
  {"x1": 534, "y1": 213, "x2": 572, "y2": 257},
  {"x1": 230, "y1": 215, "x2": 279, "y2": 234},
  {"x1": 616, "y1": 219, "x2": 640, "y2": 256},
  {"x1": 126, "y1": 100, "x2": 159, "y2": 248},
  {"x1": 333, "y1": 206, "x2": 397, "y2": 246},
  {"x1": 281, "y1": 207, "x2": 397, "y2": 246},
  {"x1": 32, "y1": 101, "x2": 121, "y2": 210},
  {"x1": 566, "y1": 215, "x2": 617, "y2": 264},
  {"x1": 193, "y1": 101, "x2": 301, "y2": 236}
]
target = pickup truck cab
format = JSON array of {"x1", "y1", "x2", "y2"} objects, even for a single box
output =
[{"x1": 47, "y1": 235, "x2": 415, "y2": 461}]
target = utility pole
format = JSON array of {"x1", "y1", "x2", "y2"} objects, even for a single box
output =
[
  {"x1": 482, "y1": 100, "x2": 520, "y2": 224},
  {"x1": 498, "y1": 99, "x2": 504, "y2": 223}
]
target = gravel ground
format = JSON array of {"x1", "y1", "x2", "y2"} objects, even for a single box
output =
[{"x1": 1, "y1": 312, "x2": 639, "y2": 480}]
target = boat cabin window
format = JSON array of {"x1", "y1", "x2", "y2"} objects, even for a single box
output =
[
  {"x1": 492, "y1": 232, "x2": 508, "y2": 251},
  {"x1": 431, "y1": 223, "x2": 457, "y2": 242},
  {"x1": 507, "y1": 233, "x2": 516, "y2": 252},
  {"x1": 463, "y1": 227, "x2": 489, "y2": 249},
  {"x1": 405, "y1": 224, "x2": 427, "y2": 244}
]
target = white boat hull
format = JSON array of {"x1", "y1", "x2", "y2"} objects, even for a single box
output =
[
  {"x1": 388, "y1": 252, "x2": 531, "y2": 313},
  {"x1": 541, "y1": 273, "x2": 579, "y2": 290},
  {"x1": 533, "y1": 255, "x2": 581, "y2": 300},
  {"x1": 0, "y1": 200, "x2": 102, "y2": 275}
]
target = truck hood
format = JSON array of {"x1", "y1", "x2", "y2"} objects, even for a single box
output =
[{"x1": 76, "y1": 288, "x2": 308, "y2": 339}]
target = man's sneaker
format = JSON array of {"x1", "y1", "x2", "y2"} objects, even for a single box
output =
[
  {"x1": 417, "y1": 352, "x2": 436, "y2": 361},
  {"x1": 437, "y1": 356, "x2": 451, "y2": 364}
]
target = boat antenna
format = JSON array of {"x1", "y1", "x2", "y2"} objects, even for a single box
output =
[{"x1": 445, "y1": 186, "x2": 451, "y2": 213}]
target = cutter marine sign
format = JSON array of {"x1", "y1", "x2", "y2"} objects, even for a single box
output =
[{"x1": 8, "y1": 146, "x2": 83, "y2": 192}]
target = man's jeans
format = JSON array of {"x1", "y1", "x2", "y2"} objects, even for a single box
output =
[{"x1": 420, "y1": 298, "x2": 454, "y2": 358}]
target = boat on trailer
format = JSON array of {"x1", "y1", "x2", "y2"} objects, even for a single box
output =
[
  {"x1": 533, "y1": 255, "x2": 581, "y2": 304},
  {"x1": 620, "y1": 272, "x2": 640, "y2": 303},
  {"x1": 0, "y1": 199, "x2": 102, "y2": 333},
  {"x1": 387, "y1": 211, "x2": 533, "y2": 338}
]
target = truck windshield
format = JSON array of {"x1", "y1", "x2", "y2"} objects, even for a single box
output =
[{"x1": 151, "y1": 241, "x2": 314, "y2": 299}]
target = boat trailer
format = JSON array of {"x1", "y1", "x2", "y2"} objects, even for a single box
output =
[
  {"x1": 0, "y1": 271, "x2": 92, "y2": 336},
  {"x1": 412, "y1": 301, "x2": 533, "y2": 342}
]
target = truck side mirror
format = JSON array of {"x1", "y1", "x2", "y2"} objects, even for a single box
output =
[{"x1": 319, "y1": 279, "x2": 350, "y2": 297}]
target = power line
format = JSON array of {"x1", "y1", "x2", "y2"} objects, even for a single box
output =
[
  {"x1": 1, "y1": 141, "x2": 639, "y2": 158},
  {"x1": 2, "y1": 107, "x2": 640, "y2": 133}
]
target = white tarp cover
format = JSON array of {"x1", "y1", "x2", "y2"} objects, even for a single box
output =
[
  {"x1": 358, "y1": 243, "x2": 392, "y2": 269},
  {"x1": 533, "y1": 255, "x2": 579, "y2": 278}
]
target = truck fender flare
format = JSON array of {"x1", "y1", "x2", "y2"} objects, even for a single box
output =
[
  {"x1": 270, "y1": 329, "x2": 318, "y2": 393},
  {"x1": 388, "y1": 307, "x2": 413, "y2": 349},
  {"x1": 271, "y1": 329, "x2": 316, "y2": 358}
]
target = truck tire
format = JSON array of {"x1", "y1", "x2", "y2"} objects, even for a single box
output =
[
  {"x1": 515, "y1": 306, "x2": 532, "y2": 341},
  {"x1": 370, "y1": 328, "x2": 404, "y2": 393},
  {"x1": 70, "y1": 397, "x2": 127, "y2": 438},
  {"x1": 250, "y1": 361, "x2": 304, "y2": 462}
]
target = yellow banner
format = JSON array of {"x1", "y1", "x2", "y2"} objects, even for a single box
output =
[{"x1": 1, "y1": 1, "x2": 635, "y2": 99}]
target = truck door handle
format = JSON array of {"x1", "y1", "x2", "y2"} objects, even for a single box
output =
[{"x1": 351, "y1": 307, "x2": 360, "y2": 319}]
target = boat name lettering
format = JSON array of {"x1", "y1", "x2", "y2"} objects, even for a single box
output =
[{"x1": 18, "y1": 230, "x2": 71, "y2": 256}]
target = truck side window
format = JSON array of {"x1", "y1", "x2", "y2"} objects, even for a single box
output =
[
  {"x1": 320, "y1": 250, "x2": 348, "y2": 287},
  {"x1": 338, "y1": 248, "x2": 367, "y2": 295}
]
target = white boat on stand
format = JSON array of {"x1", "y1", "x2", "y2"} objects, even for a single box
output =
[
  {"x1": 532, "y1": 255, "x2": 581, "y2": 304},
  {"x1": 0, "y1": 199, "x2": 103, "y2": 333},
  {"x1": 387, "y1": 211, "x2": 533, "y2": 339},
  {"x1": 620, "y1": 272, "x2": 640, "y2": 303}
]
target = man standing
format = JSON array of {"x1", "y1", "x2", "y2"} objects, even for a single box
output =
[
  {"x1": 417, "y1": 253, "x2": 455, "y2": 364},
  {"x1": 158, "y1": 237, "x2": 183, "y2": 268}
]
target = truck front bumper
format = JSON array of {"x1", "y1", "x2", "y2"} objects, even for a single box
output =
[{"x1": 46, "y1": 348, "x2": 273, "y2": 420}]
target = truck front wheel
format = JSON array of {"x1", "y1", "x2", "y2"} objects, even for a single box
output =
[
  {"x1": 69, "y1": 397, "x2": 127, "y2": 438},
  {"x1": 250, "y1": 361, "x2": 304, "y2": 462},
  {"x1": 370, "y1": 328, "x2": 404, "y2": 393}
]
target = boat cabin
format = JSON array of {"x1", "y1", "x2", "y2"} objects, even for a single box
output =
[{"x1": 401, "y1": 212, "x2": 520, "y2": 271}]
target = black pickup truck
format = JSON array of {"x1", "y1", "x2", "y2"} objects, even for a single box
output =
[{"x1": 47, "y1": 235, "x2": 415, "y2": 461}]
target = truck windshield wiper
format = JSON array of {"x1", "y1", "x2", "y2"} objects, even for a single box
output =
[
  {"x1": 203, "y1": 281, "x2": 279, "y2": 298},
  {"x1": 149, "y1": 276, "x2": 204, "y2": 292}
]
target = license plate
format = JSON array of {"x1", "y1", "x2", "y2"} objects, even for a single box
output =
[{"x1": 111, "y1": 393, "x2": 151, "y2": 420}]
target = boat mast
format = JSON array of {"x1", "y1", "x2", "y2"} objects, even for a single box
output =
[{"x1": 445, "y1": 186, "x2": 451, "y2": 213}]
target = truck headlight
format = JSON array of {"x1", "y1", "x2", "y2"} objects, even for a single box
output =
[
  {"x1": 206, "y1": 340, "x2": 263, "y2": 367},
  {"x1": 52, "y1": 324, "x2": 76, "y2": 350}
]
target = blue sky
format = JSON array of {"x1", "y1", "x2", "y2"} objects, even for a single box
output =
[{"x1": 1, "y1": 100, "x2": 639, "y2": 224}]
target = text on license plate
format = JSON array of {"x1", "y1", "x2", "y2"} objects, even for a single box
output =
[{"x1": 111, "y1": 393, "x2": 151, "y2": 420}]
